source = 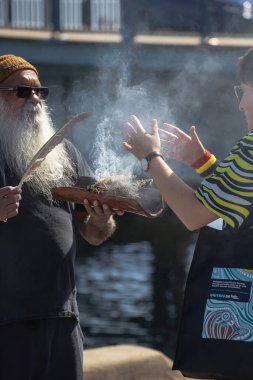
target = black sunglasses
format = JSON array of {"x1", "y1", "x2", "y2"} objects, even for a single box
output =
[
  {"x1": 234, "y1": 85, "x2": 243, "y2": 102},
  {"x1": 0, "y1": 85, "x2": 49, "y2": 100}
]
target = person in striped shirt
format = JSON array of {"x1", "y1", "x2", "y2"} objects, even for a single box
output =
[
  {"x1": 123, "y1": 47, "x2": 253, "y2": 380},
  {"x1": 157, "y1": 121, "x2": 253, "y2": 230},
  {"x1": 123, "y1": 47, "x2": 253, "y2": 232}
]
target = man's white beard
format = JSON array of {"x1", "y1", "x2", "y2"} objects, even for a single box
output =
[{"x1": 0, "y1": 98, "x2": 76, "y2": 200}]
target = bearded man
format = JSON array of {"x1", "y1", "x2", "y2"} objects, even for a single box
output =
[{"x1": 0, "y1": 54, "x2": 120, "y2": 380}]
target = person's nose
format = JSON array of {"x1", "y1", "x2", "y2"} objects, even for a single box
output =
[{"x1": 30, "y1": 90, "x2": 42, "y2": 105}]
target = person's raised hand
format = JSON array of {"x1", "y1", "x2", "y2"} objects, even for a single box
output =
[
  {"x1": 123, "y1": 115, "x2": 161, "y2": 160},
  {"x1": 159, "y1": 124, "x2": 205, "y2": 167}
]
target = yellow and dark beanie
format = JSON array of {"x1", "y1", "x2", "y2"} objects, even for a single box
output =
[{"x1": 0, "y1": 54, "x2": 38, "y2": 82}]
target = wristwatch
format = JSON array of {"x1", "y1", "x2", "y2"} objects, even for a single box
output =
[{"x1": 141, "y1": 151, "x2": 164, "y2": 172}]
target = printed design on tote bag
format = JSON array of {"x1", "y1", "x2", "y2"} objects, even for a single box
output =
[{"x1": 202, "y1": 268, "x2": 253, "y2": 341}]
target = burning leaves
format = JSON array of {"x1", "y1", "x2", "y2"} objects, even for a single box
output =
[{"x1": 86, "y1": 175, "x2": 153, "y2": 200}]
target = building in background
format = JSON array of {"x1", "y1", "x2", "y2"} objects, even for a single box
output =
[
  {"x1": 0, "y1": 0, "x2": 121, "y2": 32},
  {"x1": 0, "y1": 0, "x2": 253, "y2": 163},
  {"x1": 1, "y1": 0, "x2": 253, "y2": 36}
]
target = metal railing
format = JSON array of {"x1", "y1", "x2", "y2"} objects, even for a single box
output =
[
  {"x1": 0, "y1": 0, "x2": 121, "y2": 32},
  {"x1": 0, "y1": 0, "x2": 49, "y2": 29},
  {"x1": 11, "y1": 0, "x2": 45, "y2": 28},
  {"x1": 0, "y1": 0, "x2": 6, "y2": 26},
  {"x1": 60, "y1": 0, "x2": 84, "y2": 31},
  {"x1": 0, "y1": 0, "x2": 252, "y2": 37},
  {"x1": 90, "y1": 0, "x2": 120, "y2": 32}
]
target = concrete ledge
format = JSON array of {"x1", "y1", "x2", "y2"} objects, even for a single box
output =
[
  {"x1": 58, "y1": 32, "x2": 122, "y2": 43},
  {"x1": 0, "y1": 28, "x2": 53, "y2": 40},
  {"x1": 0, "y1": 28, "x2": 122, "y2": 43},
  {"x1": 133, "y1": 33, "x2": 202, "y2": 46},
  {"x1": 2, "y1": 28, "x2": 253, "y2": 48},
  {"x1": 84, "y1": 344, "x2": 203, "y2": 380}
]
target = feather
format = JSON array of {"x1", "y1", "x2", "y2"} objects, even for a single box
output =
[{"x1": 18, "y1": 112, "x2": 92, "y2": 187}]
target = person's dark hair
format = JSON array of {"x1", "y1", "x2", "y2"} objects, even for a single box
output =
[{"x1": 236, "y1": 48, "x2": 253, "y2": 85}]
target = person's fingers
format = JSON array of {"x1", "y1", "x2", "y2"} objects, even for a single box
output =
[
  {"x1": 96, "y1": 203, "x2": 121, "y2": 218},
  {"x1": 125, "y1": 122, "x2": 137, "y2": 136},
  {"x1": 8, "y1": 210, "x2": 19, "y2": 219},
  {"x1": 0, "y1": 186, "x2": 22, "y2": 198},
  {"x1": 115, "y1": 211, "x2": 124, "y2": 216},
  {"x1": 83, "y1": 199, "x2": 94, "y2": 214},
  {"x1": 92, "y1": 201, "x2": 106, "y2": 216},
  {"x1": 158, "y1": 128, "x2": 178, "y2": 141},
  {"x1": 7, "y1": 194, "x2": 22, "y2": 203},
  {"x1": 1, "y1": 193, "x2": 22, "y2": 207},
  {"x1": 102, "y1": 204, "x2": 116, "y2": 218},
  {"x1": 163, "y1": 123, "x2": 180, "y2": 135},
  {"x1": 189, "y1": 126, "x2": 198, "y2": 142},
  {"x1": 83, "y1": 199, "x2": 115, "y2": 220},
  {"x1": 6, "y1": 201, "x2": 20, "y2": 214},
  {"x1": 189, "y1": 126, "x2": 205, "y2": 150},
  {"x1": 121, "y1": 130, "x2": 129, "y2": 139},
  {"x1": 151, "y1": 119, "x2": 158, "y2": 136},
  {"x1": 130, "y1": 115, "x2": 146, "y2": 133},
  {"x1": 2, "y1": 200, "x2": 20, "y2": 220},
  {"x1": 122, "y1": 142, "x2": 133, "y2": 152},
  {"x1": 13, "y1": 194, "x2": 21, "y2": 202},
  {"x1": 123, "y1": 123, "x2": 134, "y2": 148},
  {"x1": 163, "y1": 123, "x2": 190, "y2": 141},
  {"x1": 83, "y1": 200, "x2": 105, "y2": 216},
  {"x1": 163, "y1": 123, "x2": 177, "y2": 130},
  {"x1": 0, "y1": 186, "x2": 22, "y2": 221}
]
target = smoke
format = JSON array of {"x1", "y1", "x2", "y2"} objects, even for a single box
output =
[
  {"x1": 91, "y1": 79, "x2": 173, "y2": 180},
  {"x1": 61, "y1": 47, "x2": 243, "y2": 183},
  {"x1": 94, "y1": 47, "x2": 190, "y2": 180}
]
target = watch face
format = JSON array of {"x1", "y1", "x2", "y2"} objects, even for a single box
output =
[{"x1": 141, "y1": 158, "x2": 149, "y2": 171}]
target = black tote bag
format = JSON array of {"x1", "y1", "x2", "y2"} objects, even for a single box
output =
[{"x1": 173, "y1": 225, "x2": 253, "y2": 380}]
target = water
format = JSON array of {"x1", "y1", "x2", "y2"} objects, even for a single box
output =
[
  {"x1": 76, "y1": 234, "x2": 195, "y2": 358},
  {"x1": 76, "y1": 242, "x2": 154, "y2": 346}
]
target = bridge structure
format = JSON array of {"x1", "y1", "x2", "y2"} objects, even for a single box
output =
[
  {"x1": 0, "y1": 0, "x2": 252, "y2": 166},
  {"x1": 0, "y1": 0, "x2": 253, "y2": 71}
]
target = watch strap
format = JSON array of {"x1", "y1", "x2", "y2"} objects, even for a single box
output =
[{"x1": 145, "y1": 151, "x2": 164, "y2": 171}]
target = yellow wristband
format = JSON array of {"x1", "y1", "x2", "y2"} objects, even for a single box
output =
[{"x1": 196, "y1": 154, "x2": 216, "y2": 174}]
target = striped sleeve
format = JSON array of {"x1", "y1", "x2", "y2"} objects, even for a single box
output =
[{"x1": 195, "y1": 134, "x2": 253, "y2": 228}]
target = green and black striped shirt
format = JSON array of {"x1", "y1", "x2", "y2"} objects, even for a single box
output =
[{"x1": 195, "y1": 133, "x2": 253, "y2": 229}]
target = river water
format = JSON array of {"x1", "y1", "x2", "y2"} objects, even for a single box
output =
[{"x1": 75, "y1": 236, "x2": 196, "y2": 358}]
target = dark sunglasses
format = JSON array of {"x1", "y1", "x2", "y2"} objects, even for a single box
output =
[
  {"x1": 234, "y1": 85, "x2": 243, "y2": 102},
  {"x1": 0, "y1": 85, "x2": 49, "y2": 99}
]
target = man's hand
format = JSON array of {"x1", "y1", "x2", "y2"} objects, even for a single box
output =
[
  {"x1": 159, "y1": 124, "x2": 205, "y2": 167},
  {"x1": 0, "y1": 186, "x2": 22, "y2": 222},
  {"x1": 75, "y1": 200, "x2": 124, "y2": 246},
  {"x1": 83, "y1": 199, "x2": 124, "y2": 223}
]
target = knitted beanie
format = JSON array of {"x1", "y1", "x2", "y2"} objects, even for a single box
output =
[{"x1": 0, "y1": 54, "x2": 38, "y2": 82}]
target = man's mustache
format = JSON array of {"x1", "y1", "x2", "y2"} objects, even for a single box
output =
[{"x1": 24, "y1": 101, "x2": 40, "y2": 113}]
